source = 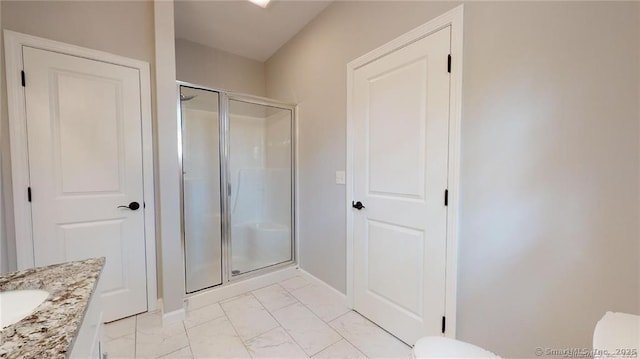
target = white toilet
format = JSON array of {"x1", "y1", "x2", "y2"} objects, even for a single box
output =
[
  {"x1": 413, "y1": 311, "x2": 639, "y2": 358},
  {"x1": 593, "y1": 312, "x2": 640, "y2": 355}
]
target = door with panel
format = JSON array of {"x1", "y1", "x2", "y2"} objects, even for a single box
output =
[
  {"x1": 352, "y1": 26, "x2": 451, "y2": 344},
  {"x1": 23, "y1": 46, "x2": 148, "y2": 322}
]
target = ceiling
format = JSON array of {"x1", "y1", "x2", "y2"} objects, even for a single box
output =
[{"x1": 174, "y1": 0, "x2": 333, "y2": 62}]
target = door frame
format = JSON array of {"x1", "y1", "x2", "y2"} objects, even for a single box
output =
[
  {"x1": 345, "y1": 5, "x2": 463, "y2": 338},
  {"x1": 4, "y1": 30, "x2": 158, "y2": 312}
]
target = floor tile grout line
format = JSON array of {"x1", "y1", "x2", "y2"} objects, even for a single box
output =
[
  {"x1": 250, "y1": 281, "x2": 295, "y2": 298},
  {"x1": 267, "y1": 297, "x2": 299, "y2": 313},
  {"x1": 182, "y1": 304, "x2": 227, "y2": 332},
  {"x1": 185, "y1": 308, "x2": 249, "y2": 358},
  {"x1": 307, "y1": 335, "x2": 344, "y2": 358},
  {"x1": 265, "y1": 301, "x2": 332, "y2": 357},
  {"x1": 312, "y1": 338, "x2": 369, "y2": 359},
  {"x1": 279, "y1": 276, "x2": 312, "y2": 294},
  {"x1": 319, "y1": 306, "x2": 372, "y2": 357},
  {"x1": 282, "y1": 280, "x2": 352, "y2": 326},
  {"x1": 245, "y1": 326, "x2": 308, "y2": 358},
  {"x1": 263, "y1": 280, "x2": 347, "y2": 358},
  {"x1": 328, "y1": 310, "x2": 354, "y2": 325},
  {"x1": 103, "y1": 319, "x2": 138, "y2": 358},
  {"x1": 327, "y1": 334, "x2": 369, "y2": 359},
  {"x1": 349, "y1": 309, "x2": 412, "y2": 349},
  {"x1": 252, "y1": 283, "x2": 299, "y2": 305},
  {"x1": 276, "y1": 278, "x2": 327, "y2": 319},
  {"x1": 218, "y1": 294, "x2": 261, "y2": 358},
  {"x1": 280, "y1": 276, "x2": 354, "y2": 325},
  {"x1": 252, "y1": 286, "x2": 300, "y2": 313},
  {"x1": 223, "y1": 292, "x2": 281, "y2": 343},
  {"x1": 187, "y1": 343, "x2": 194, "y2": 359},
  {"x1": 254, "y1": 282, "x2": 346, "y2": 358},
  {"x1": 158, "y1": 344, "x2": 191, "y2": 359},
  {"x1": 134, "y1": 311, "x2": 191, "y2": 359},
  {"x1": 104, "y1": 316, "x2": 138, "y2": 341},
  {"x1": 328, "y1": 311, "x2": 410, "y2": 358},
  {"x1": 180, "y1": 319, "x2": 195, "y2": 359},
  {"x1": 323, "y1": 309, "x2": 354, "y2": 324},
  {"x1": 218, "y1": 290, "x2": 262, "y2": 305},
  {"x1": 291, "y1": 303, "x2": 373, "y2": 359},
  {"x1": 236, "y1": 290, "x2": 350, "y2": 358}
]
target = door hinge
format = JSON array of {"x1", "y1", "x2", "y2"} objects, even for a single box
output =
[
  {"x1": 21, "y1": 70, "x2": 26, "y2": 87},
  {"x1": 447, "y1": 54, "x2": 451, "y2": 73},
  {"x1": 444, "y1": 189, "x2": 448, "y2": 206},
  {"x1": 27, "y1": 187, "x2": 32, "y2": 202},
  {"x1": 441, "y1": 316, "x2": 446, "y2": 333}
]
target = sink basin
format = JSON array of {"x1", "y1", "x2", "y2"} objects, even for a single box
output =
[{"x1": 0, "y1": 290, "x2": 49, "y2": 329}]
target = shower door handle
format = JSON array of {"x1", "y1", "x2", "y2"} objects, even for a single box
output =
[{"x1": 352, "y1": 201, "x2": 365, "y2": 210}]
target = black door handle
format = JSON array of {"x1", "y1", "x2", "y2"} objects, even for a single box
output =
[
  {"x1": 352, "y1": 201, "x2": 365, "y2": 210},
  {"x1": 118, "y1": 201, "x2": 140, "y2": 211}
]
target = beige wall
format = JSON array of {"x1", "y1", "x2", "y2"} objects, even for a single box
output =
[
  {"x1": 0, "y1": 1, "x2": 156, "y2": 273},
  {"x1": 175, "y1": 38, "x2": 266, "y2": 96},
  {"x1": 266, "y1": 1, "x2": 639, "y2": 356},
  {"x1": 2, "y1": 1, "x2": 154, "y2": 61}
]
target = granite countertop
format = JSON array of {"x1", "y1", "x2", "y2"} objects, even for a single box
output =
[{"x1": 0, "y1": 258, "x2": 105, "y2": 359}]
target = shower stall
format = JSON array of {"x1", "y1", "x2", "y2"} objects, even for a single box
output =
[{"x1": 178, "y1": 83, "x2": 296, "y2": 294}]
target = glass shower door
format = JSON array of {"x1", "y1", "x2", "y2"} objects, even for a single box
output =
[
  {"x1": 180, "y1": 86, "x2": 223, "y2": 293},
  {"x1": 228, "y1": 99, "x2": 294, "y2": 276}
]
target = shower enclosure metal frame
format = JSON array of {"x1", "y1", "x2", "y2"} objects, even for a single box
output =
[{"x1": 177, "y1": 81, "x2": 298, "y2": 294}]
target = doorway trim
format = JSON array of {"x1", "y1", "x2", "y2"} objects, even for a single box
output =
[
  {"x1": 345, "y1": 5, "x2": 463, "y2": 338},
  {"x1": 4, "y1": 30, "x2": 158, "y2": 312}
]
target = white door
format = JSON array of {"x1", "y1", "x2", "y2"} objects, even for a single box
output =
[
  {"x1": 352, "y1": 26, "x2": 451, "y2": 344},
  {"x1": 23, "y1": 46, "x2": 148, "y2": 322}
]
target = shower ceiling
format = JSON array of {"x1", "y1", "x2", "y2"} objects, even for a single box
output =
[{"x1": 174, "y1": 0, "x2": 333, "y2": 61}]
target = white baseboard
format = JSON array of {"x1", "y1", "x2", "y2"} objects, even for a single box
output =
[
  {"x1": 149, "y1": 297, "x2": 160, "y2": 312},
  {"x1": 186, "y1": 265, "x2": 298, "y2": 310},
  {"x1": 162, "y1": 307, "x2": 186, "y2": 325},
  {"x1": 155, "y1": 298, "x2": 186, "y2": 325},
  {"x1": 298, "y1": 268, "x2": 348, "y2": 306}
]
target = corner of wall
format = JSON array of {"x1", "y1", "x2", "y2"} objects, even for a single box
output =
[{"x1": 153, "y1": 0, "x2": 185, "y2": 313}]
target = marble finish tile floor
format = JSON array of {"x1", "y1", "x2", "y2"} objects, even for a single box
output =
[{"x1": 104, "y1": 275, "x2": 411, "y2": 359}]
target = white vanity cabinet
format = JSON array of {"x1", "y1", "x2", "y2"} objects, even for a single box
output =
[{"x1": 69, "y1": 280, "x2": 104, "y2": 358}]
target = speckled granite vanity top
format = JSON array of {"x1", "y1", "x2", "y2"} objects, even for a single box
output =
[{"x1": 0, "y1": 257, "x2": 105, "y2": 358}]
